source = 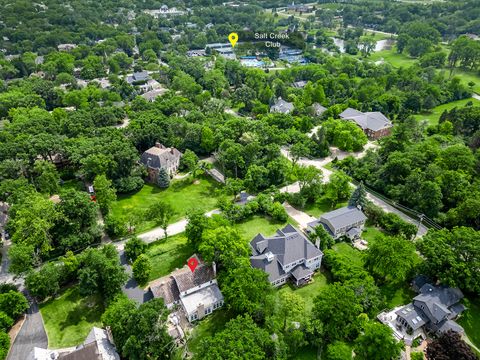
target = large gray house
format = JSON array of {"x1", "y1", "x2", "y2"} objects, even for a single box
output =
[
  {"x1": 270, "y1": 97, "x2": 294, "y2": 114},
  {"x1": 395, "y1": 283, "x2": 466, "y2": 338},
  {"x1": 307, "y1": 206, "x2": 367, "y2": 240},
  {"x1": 339, "y1": 108, "x2": 393, "y2": 139},
  {"x1": 140, "y1": 142, "x2": 182, "y2": 183},
  {"x1": 250, "y1": 224, "x2": 323, "y2": 287}
]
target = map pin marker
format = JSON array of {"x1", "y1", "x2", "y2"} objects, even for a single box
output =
[
  {"x1": 187, "y1": 257, "x2": 199, "y2": 272},
  {"x1": 228, "y1": 32, "x2": 238, "y2": 47}
]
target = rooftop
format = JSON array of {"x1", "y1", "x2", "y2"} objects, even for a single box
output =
[{"x1": 339, "y1": 108, "x2": 393, "y2": 132}]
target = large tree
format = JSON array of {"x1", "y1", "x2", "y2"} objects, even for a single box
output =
[
  {"x1": 426, "y1": 330, "x2": 478, "y2": 360},
  {"x1": 146, "y1": 200, "x2": 175, "y2": 239},
  {"x1": 93, "y1": 175, "x2": 117, "y2": 215},
  {"x1": 354, "y1": 321, "x2": 403, "y2": 360}
]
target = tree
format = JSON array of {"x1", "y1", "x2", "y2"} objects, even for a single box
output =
[
  {"x1": 146, "y1": 201, "x2": 175, "y2": 239},
  {"x1": 124, "y1": 237, "x2": 147, "y2": 264},
  {"x1": 132, "y1": 254, "x2": 151, "y2": 286},
  {"x1": 426, "y1": 330, "x2": 477, "y2": 360},
  {"x1": 185, "y1": 210, "x2": 211, "y2": 250},
  {"x1": 417, "y1": 227, "x2": 480, "y2": 294},
  {"x1": 0, "y1": 313, "x2": 13, "y2": 332},
  {"x1": 199, "y1": 226, "x2": 249, "y2": 269},
  {"x1": 101, "y1": 295, "x2": 137, "y2": 352},
  {"x1": 354, "y1": 321, "x2": 403, "y2": 360},
  {"x1": 323, "y1": 172, "x2": 352, "y2": 207},
  {"x1": 33, "y1": 160, "x2": 60, "y2": 195},
  {"x1": 180, "y1": 149, "x2": 199, "y2": 178},
  {"x1": 25, "y1": 262, "x2": 61, "y2": 301},
  {"x1": 348, "y1": 183, "x2": 367, "y2": 208},
  {"x1": 309, "y1": 224, "x2": 334, "y2": 250},
  {"x1": 0, "y1": 291, "x2": 29, "y2": 320},
  {"x1": 8, "y1": 244, "x2": 35, "y2": 275},
  {"x1": 93, "y1": 175, "x2": 116, "y2": 215},
  {"x1": 325, "y1": 341, "x2": 352, "y2": 360},
  {"x1": 78, "y1": 246, "x2": 127, "y2": 301},
  {"x1": 0, "y1": 331, "x2": 9, "y2": 360},
  {"x1": 197, "y1": 315, "x2": 275, "y2": 360},
  {"x1": 157, "y1": 168, "x2": 170, "y2": 188},
  {"x1": 220, "y1": 266, "x2": 273, "y2": 321},
  {"x1": 290, "y1": 142, "x2": 310, "y2": 166},
  {"x1": 365, "y1": 235, "x2": 417, "y2": 284},
  {"x1": 312, "y1": 283, "x2": 363, "y2": 342}
]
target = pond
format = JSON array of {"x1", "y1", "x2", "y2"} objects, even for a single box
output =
[{"x1": 330, "y1": 37, "x2": 395, "y2": 53}]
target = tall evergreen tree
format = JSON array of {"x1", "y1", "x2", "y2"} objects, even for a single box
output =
[
  {"x1": 349, "y1": 183, "x2": 367, "y2": 208},
  {"x1": 157, "y1": 168, "x2": 170, "y2": 188}
]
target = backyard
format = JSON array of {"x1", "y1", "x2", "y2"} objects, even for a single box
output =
[
  {"x1": 459, "y1": 298, "x2": 480, "y2": 349},
  {"x1": 40, "y1": 286, "x2": 104, "y2": 348},
  {"x1": 110, "y1": 174, "x2": 222, "y2": 233},
  {"x1": 301, "y1": 198, "x2": 349, "y2": 218}
]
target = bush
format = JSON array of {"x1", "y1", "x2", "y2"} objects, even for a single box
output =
[
  {"x1": 25, "y1": 263, "x2": 61, "y2": 301},
  {"x1": 269, "y1": 202, "x2": 288, "y2": 222},
  {"x1": 132, "y1": 254, "x2": 151, "y2": 286},
  {"x1": 0, "y1": 283, "x2": 17, "y2": 294},
  {"x1": 0, "y1": 312, "x2": 13, "y2": 332},
  {"x1": 0, "y1": 291, "x2": 29, "y2": 320},
  {"x1": 104, "y1": 214, "x2": 128, "y2": 238},
  {"x1": 124, "y1": 237, "x2": 147, "y2": 264},
  {"x1": 114, "y1": 176, "x2": 144, "y2": 194},
  {"x1": 0, "y1": 331, "x2": 9, "y2": 360}
]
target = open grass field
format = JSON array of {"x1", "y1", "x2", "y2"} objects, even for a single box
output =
[
  {"x1": 459, "y1": 298, "x2": 480, "y2": 349},
  {"x1": 145, "y1": 233, "x2": 194, "y2": 281},
  {"x1": 40, "y1": 286, "x2": 104, "y2": 348},
  {"x1": 368, "y1": 47, "x2": 417, "y2": 68},
  {"x1": 110, "y1": 175, "x2": 222, "y2": 233},
  {"x1": 414, "y1": 97, "x2": 480, "y2": 125}
]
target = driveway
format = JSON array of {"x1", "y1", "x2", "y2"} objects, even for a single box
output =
[
  {"x1": 283, "y1": 203, "x2": 316, "y2": 229},
  {"x1": 118, "y1": 250, "x2": 152, "y2": 304},
  {"x1": 7, "y1": 302, "x2": 47, "y2": 360}
]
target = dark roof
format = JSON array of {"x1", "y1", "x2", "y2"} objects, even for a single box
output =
[
  {"x1": 150, "y1": 276, "x2": 180, "y2": 305},
  {"x1": 173, "y1": 262, "x2": 215, "y2": 294},
  {"x1": 395, "y1": 303, "x2": 428, "y2": 330},
  {"x1": 270, "y1": 97, "x2": 294, "y2": 114},
  {"x1": 290, "y1": 264, "x2": 313, "y2": 280},
  {"x1": 437, "y1": 319, "x2": 465, "y2": 334}
]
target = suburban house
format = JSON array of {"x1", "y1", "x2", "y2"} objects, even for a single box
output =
[
  {"x1": 270, "y1": 97, "x2": 294, "y2": 114},
  {"x1": 395, "y1": 283, "x2": 466, "y2": 337},
  {"x1": 307, "y1": 206, "x2": 367, "y2": 240},
  {"x1": 249, "y1": 224, "x2": 323, "y2": 287},
  {"x1": 149, "y1": 255, "x2": 224, "y2": 323},
  {"x1": 126, "y1": 71, "x2": 150, "y2": 85},
  {"x1": 311, "y1": 103, "x2": 327, "y2": 117},
  {"x1": 339, "y1": 108, "x2": 393, "y2": 139},
  {"x1": 140, "y1": 142, "x2": 182, "y2": 182},
  {"x1": 28, "y1": 327, "x2": 119, "y2": 360}
]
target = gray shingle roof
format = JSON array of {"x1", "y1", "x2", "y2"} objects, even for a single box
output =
[
  {"x1": 290, "y1": 264, "x2": 313, "y2": 280},
  {"x1": 270, "y1": 98, "x2": 294, "y2": 114},
  {"x1": 339, "y1": 108, "x2": 393, "y2": 132},
  {"x1": 140, "y1": 144, "x2": 182, "y2": 169},
  {"x1": 313, "y1": 206, "x2": 367, "y2": 233},
  {"x1": 395, "y1": 303, "x2": 428, "y2": 330}
]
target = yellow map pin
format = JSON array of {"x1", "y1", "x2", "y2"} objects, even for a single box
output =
[{"x1": 228, "y1": 32, "x2": 238, "y2": 47}]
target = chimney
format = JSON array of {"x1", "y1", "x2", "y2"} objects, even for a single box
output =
[
  {"x1": 315, "y1": 239, "x2": 320, "y2": 249},
  {"x1": 212, "y1": 261, "x2": 216, "y2": 277},
  {"x1": 155, "y1": 142, "x2": 162, "y2": 148},
  {"x1": 170, "y1": 148, "x2": 174, "y2": 155}
]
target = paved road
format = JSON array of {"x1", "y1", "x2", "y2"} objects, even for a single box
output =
[
  {"x1": 7, "y1": 302, "x2": 47, "y2": 360},
  {"x1": 280, "y1": 147, "x2": 428, "y2": 237}
]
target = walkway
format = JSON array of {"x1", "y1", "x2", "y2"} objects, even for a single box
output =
[
  {"x1": 7, "y1": 302, "x2": 47, "y2": 360},
  {"x1": 283, "y1": 203, "x2": 315, "y2": 228}
]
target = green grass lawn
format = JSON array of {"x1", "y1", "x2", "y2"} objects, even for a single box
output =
[
  {"x1": 361, "y1": 226, "x2": 385, "y2": 246},
  {"x1": 188, "y1": 309, "x2": 233, "y2": 355},
  {"x1": 145, "y1": 233, "x2": 194, "y2": 281},
  {"x1": 277, "y1": 271, "x2": 330, "y2": 313},
  {"x1": 450, "y1": 68, "x2": 480, "y2": 94},
  {"x1": 413, "y1": 97, "x2": 480, "y2": 125},
  {"x1": 459, "y1": 298, "x2": 480, "y2": 349},
  {"x1": 368, "y1": 47, "x2": 417, "y2": 68},
  {"x1": 110, "y1": 175, "x2": 222, "y2": 233},
  {"x1": 380, "y1": 284, "x2": 416, "y2": 309},
  {"x1": 40, "y1": 286, "x2": 104, "y2": 348},
  {"x1": 235, "y1": 215, "x2": 296, "y2": 243},
  {"x1": 332, "y1": 242, "x2": 365, "y2": 268},
  {"x1": 302, "y1": 199, "x2": 348, "y2": 218}
]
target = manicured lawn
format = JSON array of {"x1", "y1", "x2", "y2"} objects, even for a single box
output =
[
  {"x1": 188, "y1": 309, "x2": 233, "y2": 355},
  {"x1": 145, "y1": 233, "x2": 194, "y2": 281},
  {"x1": 368, "y1": 47, "x2": 417, "y2": 68},
  {"x1": 302, "y1": 199, "x2": 348, "y2": 218},
  {"x1": 235, "y1": 215, "x2": 296, "y2": 243},
  {"x1": 450, "y1": 68, "x2": 480, "y2": 94},
  {"x1": 459, "y1": 298, "x2": 480, "y2": 349},
  {"x1": 110, "y1": 175, "x2": 222, "y2": 233},
  {"x1": 380, "y1": 284, "x2": 416, "y2": 309},
  {"x1": 40, "y1": 286, "x2": 104, "y2": 348},
  {"x1": 332, "y1": 242, "x2": 365, "y2": 268},
  {"x1": 413, "y1": 97, "x2": 480, "y2": 125},
  {"x1": 277, "y1": 271, "x2": 330, "y2": 313},
  {"x1": 361, "y1": 226, "x2": 385, "y2": 246}
]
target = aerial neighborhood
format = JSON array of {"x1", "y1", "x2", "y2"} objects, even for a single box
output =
[{"x1": 0, "y1": 1, "x2": 479, "y2": 360}]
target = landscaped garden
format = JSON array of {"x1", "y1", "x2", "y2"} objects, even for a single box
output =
[
  {"x1": 110, "y1": 174, "x2": 223, "y2": 233},
  {"x1": 40, "y1": 286, "x2": 104, "y2": 348}
]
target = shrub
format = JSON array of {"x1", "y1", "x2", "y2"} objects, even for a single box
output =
[
  {"x1": 124, "y1": 237, "x2": 147, "y2": 264},
  {"x1": 104, "y1": 214, "x2": 128, "y2": 238},
  {"x1": 132, "y1": 254, "x2": 152, "y2": 286}
]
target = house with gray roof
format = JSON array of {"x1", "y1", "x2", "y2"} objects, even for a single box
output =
[
  {"x1": 149, "y1": 255, "x2": 224, "y2": 322},
  {"x1": 395, "y1": 283, "x2": 466, "y2": 338},
  {"x1": 126, "y1": 71, "x2": 150, "y2": 85},
  {"x1": 270, "y1": 97, "x2": 294, "y2": 114},
  {"x1": 311, "y1": 103, "x2": 327, "y2": 117},
  {"x1": 250, "y1": 224, "x2": 323, "y2": 287},
  {"x1": 140, "y1": 142, "x2": 182, "y2": 183},
  {"x1": 339, "y1": 108, "x2": 393, "y2": 139},
  {"x1": 307, "y1": 206, "x2": 367, "y2": 240}
]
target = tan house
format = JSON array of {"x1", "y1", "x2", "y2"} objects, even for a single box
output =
[{"x1": 140, "y1": 142, "x2": 182, "y2": 183}]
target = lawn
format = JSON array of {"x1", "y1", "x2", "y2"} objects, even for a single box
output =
[
  {"x1": 332, "y1": 242, "x2": 365, "y2": 268},
  {"x1": 459, "y1": 298, "x2": 480, "y2": 349},
  {"x1": 380, "y1": 283, "x2": 416, "y2": 309},
  {"x1": 110, "y1": 174, "x2": 222, "y2": 233},
  {"x1": 361, "y1": 226, "x2": 385, "y2": 246},
  {"x1": 235, "y1": 215, "x2": 296, "y2": 243},
  {"x1": 368, "y1": 47, "x2": 417, "y2": 68},
  {"x1": 413, "y1": 97, "x2": 480, "y2": 125},
  {"x1": 302, "y1": 199, "x2": 348, "y2": 218},
  {"x1": 40, "y1": 286, "x2": 104, "y2": 348},
  {"x1": 145, "y1": 233, "x2": 194, "y2": 281},
  {"x1": 277, "y1": 271, "x2": 330, "y2": 313},
  {"x1": 188, "y1": 309, "x2": 233, "y2": 355},
  {"x1": 450, "y1": 68, "x2": 480, "y2": 94}
]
